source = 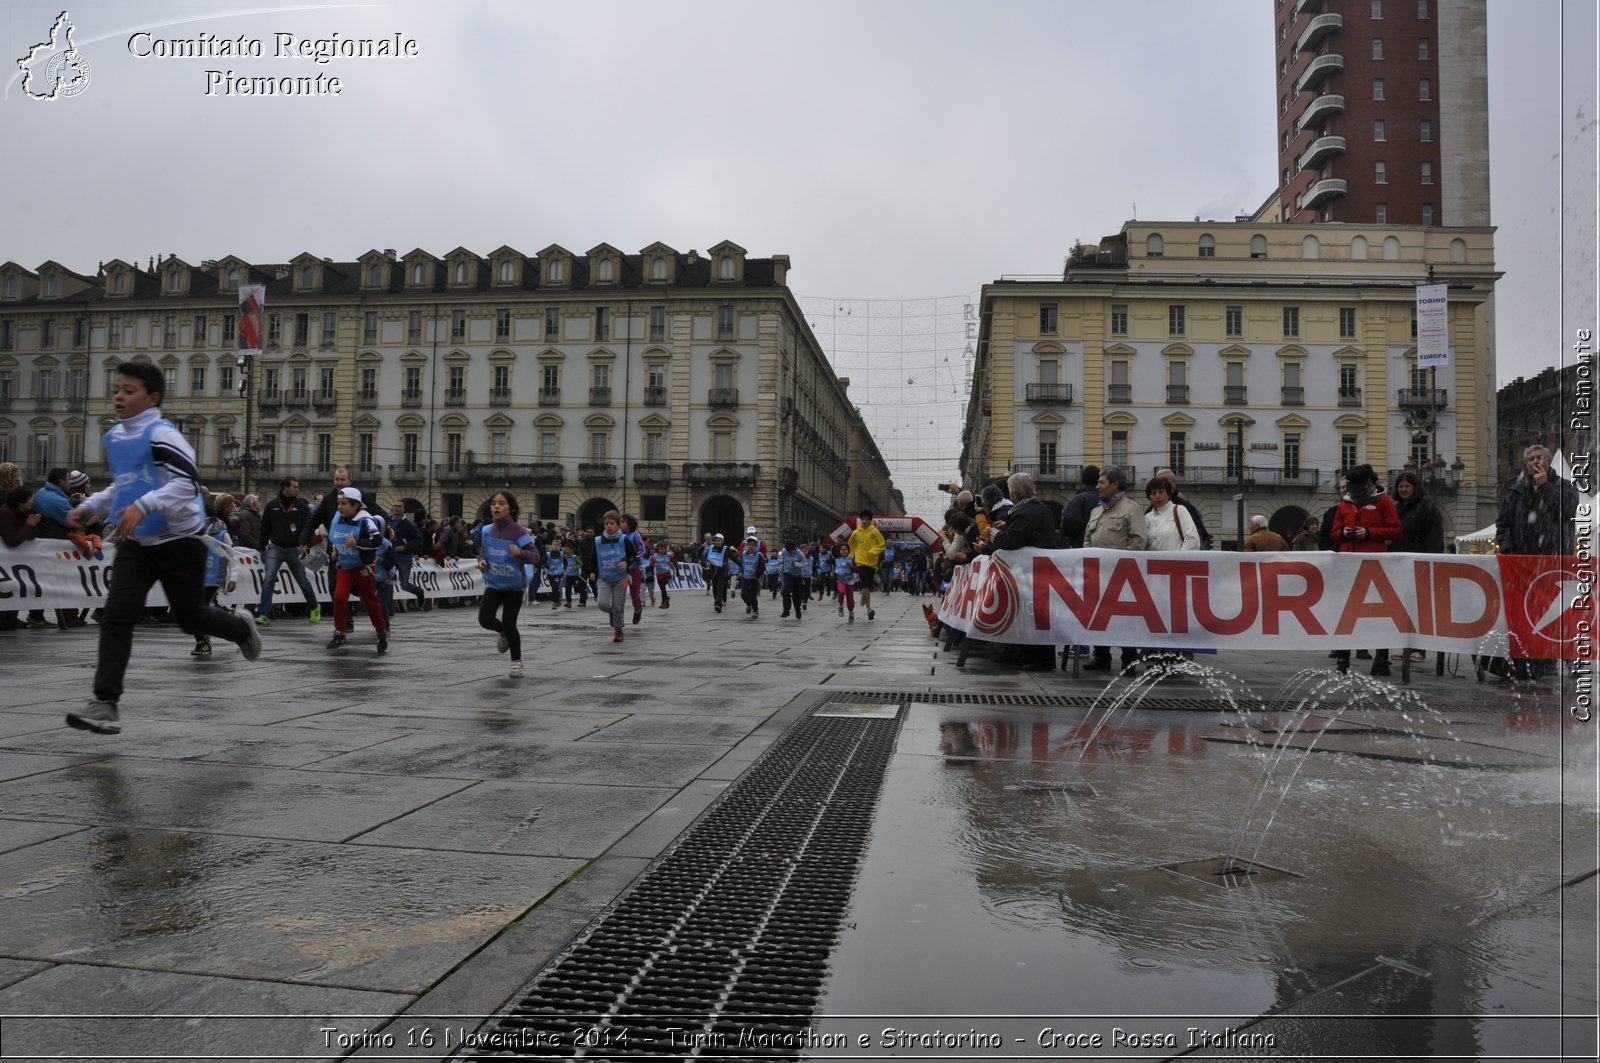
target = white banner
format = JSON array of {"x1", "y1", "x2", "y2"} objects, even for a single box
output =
[
  {"x1": 1416, "y1": 283, "x2": 1450, "y2": 366},
  {"x1": 0, "y1": 540, "x2": 485, "y2": 611},
  {"x1": 937, "y1": 548, "x2": 1597, "y2": 659},
  {"x1": 238, "y1": 283, "x2": 265, "y2": 360}
]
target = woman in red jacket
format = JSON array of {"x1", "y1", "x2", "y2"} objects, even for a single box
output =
[{"x1": 1329, "y1": 464, "x2": 1402, "y2": 675}]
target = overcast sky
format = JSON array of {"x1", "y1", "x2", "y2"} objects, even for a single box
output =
[{"x1": 3, "y1": 0, "x2": 1594, "y2": 520}]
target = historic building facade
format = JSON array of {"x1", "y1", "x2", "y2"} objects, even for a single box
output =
[
  {"x1": 0, "y1": 242, "x2": 901, "y2": 543},
  {"x1": 960, "y1": 219, "x2": 1498, "y2": 542}
]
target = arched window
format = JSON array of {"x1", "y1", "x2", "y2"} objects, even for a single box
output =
[
  {"x1": 1250, "y1": 234, "x2": 1268, "y2": 258},
  {"x1": 227, "y1": 269, "x2": 239, "y2": 287},
  {"x1": 500, "y1": 260, "x2": 513, "y2": 282},
  {"x1": 1351, "y1": 235, "x2": 1369, "y2": 260},
  {"x1": 412, "y1": 263, "x2": 425, "y2": 284},
  {"x1": 112, "y1": 273, "x2": 124, "y2": 294},
  {"x1": 1145, "y1": 233, "x2": 1164, "y2": 257},
  {"x1": 719, "y1": 256, "x2": 734, "y2": 279},
  {"x1": 1382, "y1": 236, "x2": 1401, "y2": 260},
  {"x1": 598, "y1": 259, "x2": 614, "y2": 282},
  {"x1": 1301, "y1": 234, "x2": 1320, "y2": 259},
  {"x1": 651, "y1": 256, "x2": 665, "y2": 280},
  {"x1": 368, "y1": 264, "x2": 381, "y2": 284},
  {"x1": 548, "y1": 260, "x2": 564, "y2": 283},
  {"x1": 301, "y1": 266, "x2": 314, "y2": 287},
  {"x1": 455, "y1": 262, "x2": 468, "y2": 283},
  {"x1": 1198, "y1": 234, "x2": 1215, "y2": 258},
  {"x1": 1449, "y1": 238, "x2": 1467, "y2": 264}
]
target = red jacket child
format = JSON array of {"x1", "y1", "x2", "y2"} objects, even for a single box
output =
[{"x1": 1330, "y1": 464, "x2": 1401, "y2": 553}]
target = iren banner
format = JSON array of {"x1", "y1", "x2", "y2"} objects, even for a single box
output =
[
  {"x1": 0, "y1": 540, "x2": 485, "y2": 611},
  {"x1": 937, "y1": 549, "x2": 1597, "y2": 660}
]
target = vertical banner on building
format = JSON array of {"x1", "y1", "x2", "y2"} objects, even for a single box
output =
[
  {"x1": 1416, "y1": 283, "x2": 1450, "y2": 366},
  {"x1": 238, "y1": 283, "x2": 265, "y2": 360}
]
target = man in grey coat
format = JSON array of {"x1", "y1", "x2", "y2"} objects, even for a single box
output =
[{"x1": 1082, "y1": 466, "x2": 1147, "y2": 674}]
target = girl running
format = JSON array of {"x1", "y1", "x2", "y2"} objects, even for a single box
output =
[{"x1": 476, "y1": 490, "x2": 535, "y2": 678}]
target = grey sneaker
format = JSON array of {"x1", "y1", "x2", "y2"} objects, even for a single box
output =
[
  {"x1": 496, "y1": 634, "x2": 509, "y2": 654},
  {"x1": 509, "y1": 661, "x2": 524, "y2": 678},
  {"x1": 67, "y1": 700, "x2": 120, "y2": 735},
  {"x1": 239, "y1": 620, "x2": 263, "y2": 661}
]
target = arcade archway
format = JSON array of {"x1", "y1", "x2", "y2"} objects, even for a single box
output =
[
  {"x1": 699, "y1": 495, "x2": 745, "y2": 543},
  {"x1": 577, "y1": 497, "x2": 618, "y2": 532}
]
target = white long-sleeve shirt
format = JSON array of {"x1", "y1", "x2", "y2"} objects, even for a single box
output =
[{"x1": 78, "y1": 408, "x2": 206, "y2": 545}]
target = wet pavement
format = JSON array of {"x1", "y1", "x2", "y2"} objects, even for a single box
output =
[{"x1": 0, "y1": 591, "x2": 1593, "y2": 1061}]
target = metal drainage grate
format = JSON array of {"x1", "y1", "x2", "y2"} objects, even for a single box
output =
[
  {"x1": 1157, "y1": 855, "x2": 1303, "y2": 890},
  {"x1": 828, "y1": 690, "x2": 1285, "y2": 712},
  {"x1": 459, "y1": 713, "x2": 899, "y2": 1060}
]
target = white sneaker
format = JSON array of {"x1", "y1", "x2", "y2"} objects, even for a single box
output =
[
  {"x1": 496, "y1": 634, "x2": 509, "y2": 654},
  {"x1": 67, "y1": 699, "x2": 120, "y2": 735},
  {"x1": 509, "y1": 661, "x2": 524, "y2": 678}
]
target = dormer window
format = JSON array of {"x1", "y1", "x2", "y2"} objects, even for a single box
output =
[
  {"x1": 300, "y1": 266, "x2": 314, "y2": 288},
  {"x1": 651, "y1": 256, "x2": 666, "y2": 281},
  {"x1": 455, "y1": 262, "x2": 468, "y2": 284},
  {"x1": 4, "y1": 277, "x2": 15, "y2": 298},
  {"x1": 112, "y1": 273, "x2": 125, "y2": 295},
  {"x1": 46, "y1": 276, "x2": 60, "y2": 297},
  {"x1": 227, "y1": 268, "x2": 239, "y2": 288},
  {"x1": 548, "y1": 260, "x2": 564, "y2": 283},
  {"x1": 719, "y1": 256, "x2": 734, "y2": 280},
  {"x1": 368, "y1": 263, "x2": 382, "y2": 285},
  {"x1": 168, "y1": 272, "x2": 182, "y2": 292},
  {"x1": 499, "y1": 260, "x2": 513, "y2": 283},
  {"x1": 598, "y1": 259, "x2": 614, "y2": 282},
  {"x1": 412, "y1": 263, "x2": 425, "y2": 285}
]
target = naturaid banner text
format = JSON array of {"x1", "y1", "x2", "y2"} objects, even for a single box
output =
[{"x1": 936, "y1": 549, "x2": 1598, "y2": 660}]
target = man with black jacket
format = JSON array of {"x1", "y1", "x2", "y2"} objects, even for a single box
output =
[
  {"x1": 300, "y1": 468, "x2": 380, "y2": 553},
  {"x1": 256, "y1": 476, "x2": 321, "y2": 625},
  {"x1": 1058, "y1": 465, "x2": 1100, "y2": 548},
  {"x1": 993, "y1": 471, "x2": 1059, "y2": 671},
  {"x1": 387, "y1": 501, "x2": 429, "y2": 612}
]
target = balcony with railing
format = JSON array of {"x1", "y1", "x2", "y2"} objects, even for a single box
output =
[
  {"x1": 437, "y1": 463, "x2": 469, "y2": 484},
  {"x1": 1184, "y1": 465, "x2": 1323, "y2": 489},
  {"x1": 538, "y1": 387, "x2": 561, "y2": 406},
  {"x1": 642, "y1": 385, "x2": 668, "y2": 406},
  {"x1": 258, "y1": 389, "x2": 282, "y2": 414},
  {"x1": 312, "y1": 389, "x2": 337, "y2": 413},
  {"x1": 590, "y1": 386, "x2": 611, "y2": 406},
  {"x1": 1297, "y1": 93, "x2": 1345, "y2": 133},
  {"x1": 1224, "y1": 385, "x2": 1249, "y2": 404},
  {"x1": 284, "y1": 389, "x2": 310, "y2": 409},
  {"x1": 683, "y1": 461, "x2": 760, "y2": 486},
  {"x1": 1398, "y1": 388, "x2": 1448, "y2": 408},
  {"x1": 1281, "y1": 386, "x2": 1305, "y2": 406},
  {"x1": 579, "y1": 462, "x2": 618, "y2": 483},
  {"x1": 444, "y1": 387, "x2": 467, "y2": 407},
  {"x1": 389, "y1": 463, "x2": 427, "y2": 486},
  {"x1": 1296, "y1": 133, "x2": 1346, "y2": 172},
  {"x1": 1295, "y1": 11, "x2": 1342, "y2": 53},
  {"x1": 489, "y1": 386, "x2": 512, "y2": 406},
  {"x1": 1166, "y1": 384, "x2": 1189, "y2": 404},
  {"x1": 401, "y1": 387, "x2": 423, "y2": 408},
  {"x1": 1295, "y1": 51, "x2": 1343, "y2": 94},
  {"x1": 1009, "y1": 462, "x2": 1077, "y2": 486},
  {"x1": 633, "y1": 462, "x2": 672, "y2": 484},
  {"x1": 1294, "y1": 0, "x2": 1324, "y2": 16},
  {"x1": 1107, "y1": 384, "x2": 1132, "y2": 403},
  {"x1": 1338, "y1": 386, "x2": 1363, "y2": 406},
  {"x1": 1297, "y1": 177, "x2": 1348, "y2": 212},
  {"x1": 356, "y1": 388, "x2": 378, "y2": 408},
  {"x1": 707, "y1": 387, "x2": 739, "y2": 408},
  {"x1": 1024, "y1": 383, "x2": 1073, "y2": 405},
  {"x1": 527, "y1": 462, "x2": 564, "y2": 484}
]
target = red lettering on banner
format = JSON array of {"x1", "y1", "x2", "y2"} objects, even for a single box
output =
[
  {"x1": 1033, "y1": 555, "x2": 1100, "y2": 629},
  {"x1": 1434, "y1": 560, "x2": 1499, "y2": 638},
  {"x1": 1335, "y1": 560, "x2": 1415, "y2": 635},
  {"x1": 1090, "y1": 558, "x2": 1166, "y2": 633},
  {"x1": 1414, "y1": 560, "x2": 1434, "y2": 635},
  {"x1": 1258, "y1": 561, "x2": 1326, "y2": 635},
  {"x1": 1146, "y1": 559, "x2": 1206, "y2": 634},
  {"x1": 949, "y1": 565, "x2": 979, "y2": 621},
  {"x1": 1193, "y1": 564, "x2": 1259, "y2": 635}
]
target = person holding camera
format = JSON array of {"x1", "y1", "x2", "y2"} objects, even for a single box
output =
[{"x1": 1329, "y1": 464, "x2": 1401, "y2": 676}]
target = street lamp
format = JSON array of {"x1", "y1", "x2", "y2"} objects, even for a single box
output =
[
  {"x1": 1448, "y1": 456, "x2": 1465, "y2": 492},
  {"x1": 220, "y1": 438, "x2": 275, "y2": 496}
]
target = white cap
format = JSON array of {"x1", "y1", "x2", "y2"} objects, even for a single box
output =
[
  {"x1": 745, "y1": 525, "x2": 758, "y2": 535},
  {"x1": 338, "y1": 487, "x2": 363, "y2": 503},
  {"x1": 713, "y1": 532, "x2": 725, "y2": 540}
]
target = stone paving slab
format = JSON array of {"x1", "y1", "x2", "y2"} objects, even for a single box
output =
[
  {"x1": 579, "y1": 713, "x2": 773, "y2": 746},
  {"x1": 0, "y1": 758, "x2": 476, "y2": 841},
  {"x1": 0, "y1": 711, "x2": 63, "y2": 738},
  {"x1": 0, "y1": 749, "x2": 103, "y2": 782},
  {"x1": 310, "y1": 730, "x2": 726, "y2": 785},
  {"x1": 0, "y1": 827, "x2": 581, "y2": 993},
  {"x1": 0, "y1": 963, "x2": 413, "y2": 1063},
  {"x1": 0, "y1": 816, "x2": 89, "y2": 856}
]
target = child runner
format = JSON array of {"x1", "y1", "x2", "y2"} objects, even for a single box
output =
[
  {"x1": 325, "y1": 487, "x2": 388, "y2": 654},
  {"x1": 833, "y1": 543, "x2": 857, "y2": 623},
  {"x1": 563, "y1": 542, "x2": 589, "y2": 607},
  {"x1": 704, "y1": 532, "x2": 730, "y2": 613},
  {"x1": 651, "y1": 540, "x2": 675, "y2": 609},
  {"x1": 738, "y1": 534, "x2": 764, "y2": 618},
  {"x1": 764, "y1": 550, "x2": 783, "y2": 600},
  {"x1": 66, "y1": 362, "x2": 262, "y2": 734},
  {"x1": 477, "y1": 490, "x2": 534, "y2": 678},
  {"x1": 594, "y1": 510, "x2": 636, "y2": 642},
  {"x1": 544, "y1": 542, "x2": 566, "y2": 609},
  {"x1": 622, "y1": 514, "x2": 647, "y2": 625},
  {"x1": 192, "y1": 493, "x2": 239, "y2": 657},
  {"x1": 779, "y1": 539, "x2": 807, "y2": 620},
  {"x1": 847, "y1": 510, "x2": 886, "y2": 621}
]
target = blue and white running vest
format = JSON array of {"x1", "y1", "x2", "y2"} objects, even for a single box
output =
[
  {"x1": 833, "y1": 555, "x2": 855, "y2": 583},
  {"x1": 481, "y1": 533, "x2": 528, "y2": 590},
  {"x1": 781, "y1": 548, "x2": 805, "y2": 576},
  {"x1": 652, "y1": 552, "x2": 674, "y2": 575},
  {"x1": 105, "y1": 417, "x2": 203, "y2": 540},
  {"x1": 705, "y1": 544, "x2": 727, "y2": 567},
  {"x1": 595, "y1": 534, "x2": 628, "y2": 583},
  {"x1": 330, "y1": 511, "x2": 377, "y2": 569},
  {"x1": 740, "y1": 550, "x2": 762, "y2": 579},
  {"x1": 203, "y1": 525, "x2": 228, "y2": 586}
]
